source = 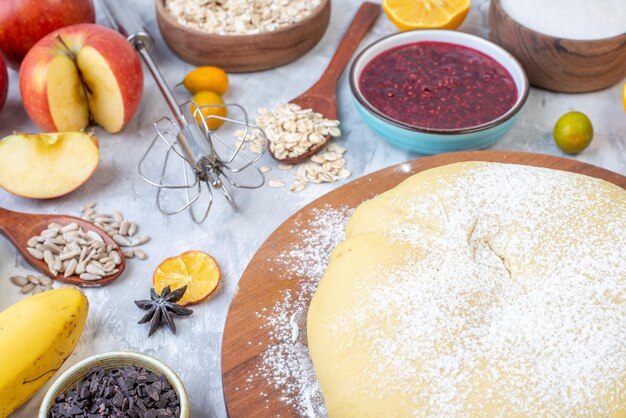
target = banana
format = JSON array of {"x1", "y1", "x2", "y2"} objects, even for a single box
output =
[{"x1": 0, "y1": 287, "x2": 88, "y2": 417}]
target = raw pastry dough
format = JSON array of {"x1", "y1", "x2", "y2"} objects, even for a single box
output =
[{"x1": 307, "y1": 162, "x2": 626, "y2": 417}]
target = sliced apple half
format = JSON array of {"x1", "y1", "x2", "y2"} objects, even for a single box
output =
[
  {"x1": 19, "y1": 24, "x2": 143, "y2": 134},
  {"x1": 0, "y1": 132, "x2": 99, "y2": 199}
]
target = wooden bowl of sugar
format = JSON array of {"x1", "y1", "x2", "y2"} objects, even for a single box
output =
[
  {"x1": 489, "y1": 0, "x2": 626, "y2": 93},
  {"x1": 156, "y1": 0, "x2": 330, "y2": 72}
]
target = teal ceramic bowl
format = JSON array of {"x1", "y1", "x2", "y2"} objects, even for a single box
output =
[{"x1": 350, "y1": 30, "x2": 529, "y2": 155}]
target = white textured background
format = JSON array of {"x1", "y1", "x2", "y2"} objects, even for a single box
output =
[{"x1": 0, "y1": 0, "x2": 624, "y2": 417}]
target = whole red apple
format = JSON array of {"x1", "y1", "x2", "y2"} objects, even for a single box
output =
[
  {"x1": 20, "y1": 23, "x2": 144, "y2": 134},
  {"x1": 0, "y1": 54, "x2": 7, "y2": 113},
  {"x1": 0, "y1": 0, "x2": 95, "y2": 70}
]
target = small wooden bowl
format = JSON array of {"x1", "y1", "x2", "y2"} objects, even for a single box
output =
[
  {"x1": 155, "y1": 0, "x2": 331, "y2": 72},
  {"x1": 489, "y1": 0, "x2": 626, "y2": 93}
]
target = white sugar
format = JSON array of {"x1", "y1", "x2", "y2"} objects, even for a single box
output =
[
  {"x1": 249, "y1": 205, "x2": 352, "y2": 416},
  {"x1": 501, "y1": 0, "x2": 626, "y2": 40}
]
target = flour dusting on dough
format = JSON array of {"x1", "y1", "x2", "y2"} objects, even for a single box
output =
[{"x1": 250, "y1": 205, "x2": 352, "y2": 416}]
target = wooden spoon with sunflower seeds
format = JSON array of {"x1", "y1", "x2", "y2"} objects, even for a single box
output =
[{"x1": 0, "y1": 207, "x2": 126, "y2": 287}]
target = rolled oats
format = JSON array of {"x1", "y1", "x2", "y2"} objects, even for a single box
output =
[
  {"x1": 237, "y1": 103, "x2": 341, "y2": 161},
  {"x1": 235, "y1": 103, "x2": 350, "y2": 193},
  {"x1": 165, "y1": 0, "x2": 321, "y2": 35}
]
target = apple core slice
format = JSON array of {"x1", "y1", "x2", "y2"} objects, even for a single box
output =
[
  {"x1": 77, "y1": 46, "x2": 124, "y2": 134},
  {"x1": 47, "y1": 55, "x2": 89, "y2": 132},
  {"x1": 0, "y1": 132, "x2": 99, "y2": 199}
]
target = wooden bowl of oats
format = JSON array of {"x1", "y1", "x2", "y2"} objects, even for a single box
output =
[{"x1": 156, "y1": 0, "x2": 331, "y2": 72}]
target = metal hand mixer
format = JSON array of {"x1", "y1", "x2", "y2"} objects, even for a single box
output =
[{"x1": 101, "y1": 0, "x2": 267, "y2": 223}]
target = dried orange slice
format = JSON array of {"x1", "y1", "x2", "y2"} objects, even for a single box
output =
[
  {"x1": 383, "y1": 0, "x2": 471, "y2": 31},
  {"x1": 153, "y1": 251, "x2": 221, "y2": 306}
]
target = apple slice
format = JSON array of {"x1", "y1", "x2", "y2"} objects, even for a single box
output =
[
  {"x1": 0, "y1": 132, "x2": 99, "y2": 199},
  {"x1": 47, "y1": 54, "x2": 89, "y2": 132},
  {"x1": 77, "y1": 46, "x2": 125, "y2": 133}
]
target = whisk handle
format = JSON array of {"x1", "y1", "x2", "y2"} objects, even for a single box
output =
[{"x1": 100, "y1": 0, "x2": 154, "y2": 52}]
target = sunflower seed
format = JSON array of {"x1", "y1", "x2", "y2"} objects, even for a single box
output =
[
  {"x1": 60, "y1": 223, "x2": 79, "y2": 233},
  {"x1": 104, "y1": 268, "x2": 119, "y2": 277},
  {"x1": 48, "y1": 237, "x2": 66, "y2": 246},
  {"x1": 87, "y1": 230, "x2": 104, "y2": 243},
  {"x1": 59, "y1": 250, "x2": 80, "y2": 261},
  {"x1": 75, "y1": 260, "x2": 87, "y2": 275},
  {"x1": 27, "y1": 236, "x2": 39, "y2": 247},
  {"x1": 89, "y1": 259, "x2": 104, "y2": 269},
  {"x1": 134, "y1": 249, "x2": 147, "y2": 260},
  {"x1": 10, "y1": 276, "x2": 28, "y2": 286},
  {"x1": 268, "y1": 179, "x2": 286, "y2": 188},
  {"x1": 103, "y1": 261, "x2": 116, "y2": 272},
  {"x1": 48, "y1": 263, "x2": 58, "y2": 276},
  {"x1": 43, "y1": 250, "x2": 54, "y2": 265},
  {"x1": 21, "y1": 283, "x2": 36, "y2": 294},
  {"x1": 27, "y1": 275, "x2": 39, "y2": 285},
  {"x1": 110, "y1": 251, "x2": 122, "y2": 264},
  {"x1": 27, "y1": 248, "x2": 44, "y2": 259},
  {"x1": 80, "y1": 273, "x2": 101, "y2": 281},
  {"x1": 38, "y1": 275, "x2": 52, "y2": 286},
  {"x1": 132, "y1": 236, "x2": 150, "y2": 246},
  {"x1": 32, "y1": 285, "x2": 44, "y2": 295},
  {"x1": 124, "y1": 250, "x2": 135, "y2": 259},
  {"x1": 86, "y1": 264, "x2": 105, "y2": 276},
  {"x1": 64, "y1": 259, "x2": 78, "y2": 277},
  {"x1": 40, "y1": 230, "x2": 58, "y2": 240},
  {"x1": 113, "y1": 234, "x2": 131, "y2": 246},
  {"x1": 43, "y1": 242, "x2": 62, "y2": 254},
  {"x1": 119, "y1": 220, "x2": 130, "y2": 236}
]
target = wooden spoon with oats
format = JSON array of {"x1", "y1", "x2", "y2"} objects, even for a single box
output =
[
  {"x1": 0, "y1": 207, "x2": 126, "y2": 287},
  {"x1": 270, "y1": 2, "x2": 380, "y2": 164}
]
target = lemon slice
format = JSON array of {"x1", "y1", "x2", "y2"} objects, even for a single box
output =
[{"x1": 383, "y1": 0, "x2": 471, "y2": 31}]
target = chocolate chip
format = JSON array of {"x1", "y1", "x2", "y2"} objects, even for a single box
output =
[{"x1": 49, "y1": 365, "x2": 180, "y2": 418}]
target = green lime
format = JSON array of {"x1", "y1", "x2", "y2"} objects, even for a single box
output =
[{"x1": 553, "y1": 111, "x2": 593, "y2": 154}]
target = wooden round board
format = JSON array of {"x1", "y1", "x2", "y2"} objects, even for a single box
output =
[{"x1": 222, "y1": 150, "x2": 626, "y2": 417}]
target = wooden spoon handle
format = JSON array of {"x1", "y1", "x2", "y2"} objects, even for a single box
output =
[{"x1": 307, "y1": 2, "x2": 380, "y2": 95}]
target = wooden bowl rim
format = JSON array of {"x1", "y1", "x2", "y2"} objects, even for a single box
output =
[
  {"x1": 38, "y1": 351, "x2": 189, "y2": 417},
  {"x1": 349, "y1": 29, "x2": 530, "y2": 136},
  {"x1": 491, "y1": 0, "x2": 626, "y2": 44},
  {"x1": 156, "y1": 0, "x2": 330, "y2": 40}
]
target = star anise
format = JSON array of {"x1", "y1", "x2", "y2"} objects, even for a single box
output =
[{"x1": 135, "y1": 286, "x2": 193, "y2": 336}]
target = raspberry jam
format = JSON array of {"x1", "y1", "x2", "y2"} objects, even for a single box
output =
[{"x1": 359, "y1": 41, "x2": 518, "y2": 130}]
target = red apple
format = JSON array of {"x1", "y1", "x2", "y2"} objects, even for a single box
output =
[
  {"x1": 19, "y1": 23, "x2": 143, "y2": 134},
  {"x1": 0, "y1": 54, "x2": 7, "y2": 113},
  {"x1": 0, "y1": 0, "x2": 95, "y2": 71}
]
